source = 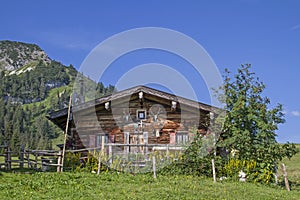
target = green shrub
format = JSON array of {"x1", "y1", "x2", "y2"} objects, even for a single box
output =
[
  {"x1": 220, "y1": 158, "x2": 275, "y2": 184},
  {"x1": 159, "y1": 129, "x2": 219, "y2": 176},
  {"x1": 63, "y1": 151, "x2": 111, "y2": 173}
]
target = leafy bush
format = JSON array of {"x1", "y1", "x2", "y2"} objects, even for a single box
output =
[
  {"x1": 63, "y1": 152, "x2": 82, "y2": 172},
  {"x1": 63, "y1": 151, "x2": 109, "y2": 173},
  {"x1": 159, "y1": 129, "x2": 220, "y2": 177},
  {"x1": 220, "y1": 158, "x2": 274, "y2": 184}
]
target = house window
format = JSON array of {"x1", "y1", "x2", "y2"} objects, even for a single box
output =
[
  {"x1": 136, "y1": 109, "x2": 147, "y2": 120},
  {"x1": 176, "y1": 132, "x2": 189, "y2": 145},
  {"x1": 96, "y1": 134, "x2": 108, "y2": 147}
]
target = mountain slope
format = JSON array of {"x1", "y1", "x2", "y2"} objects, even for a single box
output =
[
  {"x1": 0, "y1": 40, "x2": 50, "y2": 71},
  {"x1": 0, "y1": 40, "x2": 114, "y2": 151}
]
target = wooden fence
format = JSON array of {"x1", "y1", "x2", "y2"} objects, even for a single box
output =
[
  {"x1": 0, "y1": 143, "x2": 184, "y2": 172},
  {"x1": 0, "y1": 145, "x2": 63, "y2": 172}
]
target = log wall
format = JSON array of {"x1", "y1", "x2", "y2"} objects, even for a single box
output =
[{"x1": 69, "y1": 96, "x2": 210, "y2": 150}]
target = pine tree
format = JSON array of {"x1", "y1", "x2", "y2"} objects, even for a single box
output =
[
  {"x1": 4, "y1": 116, "x2": 13, "y2": 146},
  {"x1": 10, "y1": 123, "x2": 21, "y2": 152}
]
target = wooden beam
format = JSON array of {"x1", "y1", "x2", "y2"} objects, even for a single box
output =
[{"x1": 61, "y1": 95, "x2": 72, "y2": 172}]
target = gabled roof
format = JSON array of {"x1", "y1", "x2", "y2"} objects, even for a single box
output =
[{"x1": 47, "y1": 85, "x2": 215, "y2": 129}]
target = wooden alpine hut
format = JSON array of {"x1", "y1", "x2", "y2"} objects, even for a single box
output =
[{"x1": 47, "y1": 85, "x2": 217, "y2": 153}]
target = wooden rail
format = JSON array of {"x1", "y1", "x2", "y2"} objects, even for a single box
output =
[
  {"x1": 0, "y1": 143, "x2": 184, "y2": 172},
  {"x1": 0, "y1": 145, "x2": 63, "y2": 172}
]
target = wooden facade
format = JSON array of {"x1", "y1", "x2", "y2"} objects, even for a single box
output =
[{"x1": 47, "y1": 86, "x2": 214, "y2": 151}]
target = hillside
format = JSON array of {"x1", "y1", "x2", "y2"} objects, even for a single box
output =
[
  {"x1": 0, "y1": 40, "x2": 50, "y2": 71},
  {"x1": 0, "y1": 40, "x2": 114, "y2": 151}
]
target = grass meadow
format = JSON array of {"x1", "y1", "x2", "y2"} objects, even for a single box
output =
[
  {"x1": 0, "y1": 171, "x2": 299, "y2": 200},
  {"x1": 0, "y1": 145, "x2": 299, "y2": 199}
]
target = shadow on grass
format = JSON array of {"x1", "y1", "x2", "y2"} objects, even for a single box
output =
[
  {"x1": 289, "y1": 180, "x2": 300, "y2": 192},
  {"x1": 278, "y1": 180, "x2": 300, "y2": 192},
  {"x1": 0, "y1": 168, "x2": 38, "y2": 174}
]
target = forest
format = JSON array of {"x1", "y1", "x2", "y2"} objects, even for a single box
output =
[{"x1": 0, "y1": 41, "x2": 114, "y2": 151}]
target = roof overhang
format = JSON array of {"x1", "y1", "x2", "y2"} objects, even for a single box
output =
[{"x1": 47, "y1": 85, "x2": 220, "y2": 130}]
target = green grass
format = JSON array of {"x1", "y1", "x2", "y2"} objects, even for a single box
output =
[
  {"x1": 0, "y1": 172, "x2": 299, "y2": 200},
  {"x1": 278, "y1": 144, "x2": 300, "y2": 189},
  {"x1": 50, "y1": 133, "x2": 64, "y2": 150},
  {"x1": 23, "y1": 85, "x2": 71, "y2": 112},
  {"x1": 0, "y1": 145, "x2": 299, "y2": 199}
]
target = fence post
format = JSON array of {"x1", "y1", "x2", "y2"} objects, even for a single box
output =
[
  {"x1": 34, "y1": 152, "x2": 38, "y2": 169},
  {"x1": 152, "y1": 155, "x2": 157, "y2": 179},
  {"x1": 26, "y1": 150, "x2": 30, "y2": 168},
  {"x1": 19, "y1": 146, "x2": 24, "y2": 169},
  {"x1": 166, "y1": 144, "x2": 169, "y2": 161},
  {"x1": 212, "y1": 158, "x2": 216, "y2": 183},
  {"x1": 124, "y1": 132, "x2": 129, "y2": 154},
  {"x1": 143, "y1": 132, "x2": 148, "y2": 155},
  {"x1": 57, "y1": 151, "x2": 62, "y2": 172},
  {"x1": 108, "y1": 144, "x2": 113, "y2": 165},
  {"x1": 281, "y1": 163, "x2": 290, "y2": 191},
  {"x1": 101, "y1": 136, "x2": 105, "y2": 151},
  {"x1": 5, "y1": 146, "x2": 11, "y2": 170},
  {"x1": 4, "y1": 146, "x2": 7, "y2": 170},
  {"x1": 97, "y1": 151, "x2": 101, "y2": 175}
]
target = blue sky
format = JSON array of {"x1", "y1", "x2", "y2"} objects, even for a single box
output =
[{"x1": 1, "y1": 1, "x2": 300, "y2": 143}]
